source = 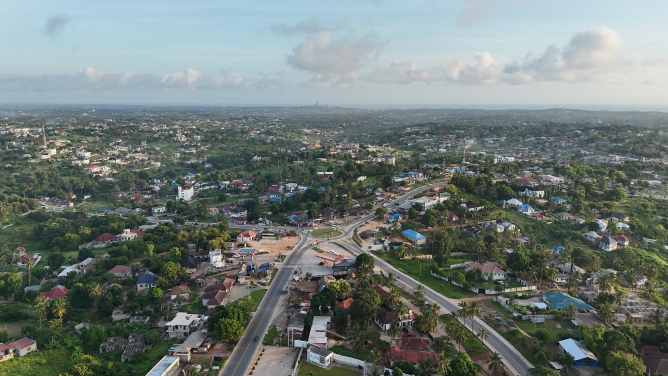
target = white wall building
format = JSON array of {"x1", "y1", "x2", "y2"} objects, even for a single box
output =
[{"x1": 178, "y1": 184, "x2": 194, "y2": 201}]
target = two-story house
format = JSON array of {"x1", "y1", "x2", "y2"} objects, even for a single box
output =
[{"x1": 165, "y1": 312, "x2": 203, "y2": 338}]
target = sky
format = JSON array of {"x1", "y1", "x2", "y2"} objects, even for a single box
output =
[{"x1": 1, "y1": 0, "x2": 668, "y2": 108}]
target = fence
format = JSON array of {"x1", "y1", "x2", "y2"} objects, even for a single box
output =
[
  {"x1": 431, "y1": 271, "x2": 538, "y2": 295},
  {"x1": 291, "y1": 347, "x2": 304, "y2": 376},
  {"x1": 332, "y1": 354, "x2": 365, "y2": 368}
]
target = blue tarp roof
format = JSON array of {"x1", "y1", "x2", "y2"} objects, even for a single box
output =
[
  {"x1": 401, "y1": 229, "x2": 426, "y2": 240},
  {"x1": 387, "y1": 214, "x2": 403, "y2": 221},
  {"x1": 270, "y1": 197, "x2": 281, "y2": 202},
  {"x1": 543, "y1": 292, "x2": 593, "y2": 310},
  {"x1": 552, "y1": 197, "x2": 566, "y2": 202}
]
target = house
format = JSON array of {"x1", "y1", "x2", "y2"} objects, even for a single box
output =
[
  {"x1": 309, "y1": 316, "x2": 331, "y2": 346},
  {"x1": 152, "y1": 206, "x2": 167, "y2": 215},
  {"x1": 401, "y1": 229, "x2": 427, "y2": 245},
  {"x1": 389, "y1": 346, "x2": 438, "y2": 367},
  {"x1": 170, "y1": 285, "x2": 189, "y2": 300},
  {"x1": 165, "y1": 312, "x2": 203, "y2": 338},
  {"x1": 202, "y1": 290, "x2": 227, "y2": 309},
  {"x1": 180, "y1": 257, "x2": 198, "y2": 273},
  {"x1": 551, "y1": 197, "x2": 566, "y2": 204},
  {"x1": 93, "y1": 233, "x2": 118, "y2": 245},
  {"x1": 168, "y1": 331, "x2": 209, "y2": 362},
  {"x1": 613, "y1": 212, "x2": 630, "y2": 222},
  {"x1": 582, "y1": 231, "x2": 602, "y2": 242},
  {"x1": 230, "y1": 206, "x2": 248, "y2": 217},
  {"x1": 208, "y1": 249, "x2": 223, "y2": 267},
  {"x1": 335, "y1": 298, "x2": 354, "y2": 310},
  {"x1": 136, "y1": 271, "x2": 158, "y2": 291},
  {"x1": 58, "y1": 257, "x2": 93, "y2": 278},
  {"x1": 615, "y1": 235, "x2": 629, "y2": 247},
  {"x1": 0, "y1": 343, "x2": 13, "y2": 363},
  {"x1": 145, "y1": 356, "x2": 180, "y2": 376},
  {"x1": 177, "y1": 183, "x2": 194, "y2": 201},
  {"x1": 554, "y1": 212, "x2": 574, "y2": 221},
  {"x1": 332, "y1": 260, "x2": 356, "y2": 278},
  {"x1": 236, "y1": 230, "x2": 256, "y2": 242},
  {"x1": 115, "y1": 207, "x2": 131, "y2": 215},
  {"x1": 558, "y1": 339, "x2": 598, "y2": 365},
  {"x1": 108, "y1": 265, "x2": 132, "y2": 279},
  {"x1": 375, "y1": 310, "x2": 416, "y2": 331},
  {"x1": 517, "y1": 204, "x2": 535, "y2": 213},
  {"x1": 640, "y1": 347, "x2": 668, "y2": 376},
  {"x1": 599, "y1": 237, "x2": 618, "y2": 252},
  {"x1": 506, "y1": 198, "x2": 523, "y2": 206},
  {"x1": 520, "y1": 186, "x2": 545, "y2": 198},
  {"x1": 307, "y1": 346, "x2": 333, "y2": 368},
  {"x1": 38, "y1": 286, "x2": 69, "y2": 301},
  {"x1": 118, "y1": 229, "x2": 137, "y2": 242},
  {"x1": 401, "y1": 334, "x2": 430, "y2": 351},
  {"x1": 6, "y1": 338, "x2": 37, "y2": 357},
  {"x1": 465, "y1": 261, "x2": 507, "y2": 281}
]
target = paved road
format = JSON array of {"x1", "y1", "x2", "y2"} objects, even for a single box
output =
[{"x1": 223, "y1": 233, "x2": 311, "y2": 376}]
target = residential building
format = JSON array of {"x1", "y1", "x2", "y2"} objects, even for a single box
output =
[
  {"x1": 307, "y1": 346, "x2": 334, "y2": 368},
  {"x1": 582, "y1": 231, "x2": 602, "y2": 242},
  {"x1": 177, "y1": 183, "x2": 194, "y2": 201},
  {"x1": 38, "y1": 286, "x2": 69, "y2": 300},
  {"x1": 599, "y1": 237, "x2": 618, "y2": 252},
  {"x1": 571, "y1": 313, "x2": 611, "y2": 329},
  {"x1": 6, "y1": 338, "x2": 37, "y2": 357},
  {"x1": 409, "y1": 196, "x2": 440, "y2": 211},
  {"x1": 118, "y1": 229, "x2": 137, "y2": 242},
  {"x1": 136, "y1": 271, "x2": 158, "y2": 291},
  {"x1": 558, "y1": 339, "x2": 598, "y2": 365},
  {"x1": 170, "y1": 285, "x2": 189, "y2": 301},
  {"x1": 389, "y1": 346, "x2": 438, "y2": 367},
  {"x1": 465, "y1": 261, "x2": 507, "y2": 281},
  {"x1": 108, "y1": 265, "x2": 132, "y2": 279},
  {"x1": 146, "y1": 356, "x2": 180, "y2": 376},
  {"x1": 309, "y1": 316, "x2": 331, "y2": 346},
  {"x1": 401, "y1": 229, "x2": 427, "y2": 245},
  {"x1": 543, "y1": 292, "x2": 593, "y2": 310},
  {"x1": 519, "y1": 186, "x2": 545, "y2": 198},
  {"x1": 165, "y1": 312, "x2": 203, "y2": 338},
  {"x1": 375, "y1": 310, "x2": 416, "y2": 331}
]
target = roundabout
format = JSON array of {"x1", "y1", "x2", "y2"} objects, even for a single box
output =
[{"x1": 310, "y1": 229, "x2": 343, "y2": 238}]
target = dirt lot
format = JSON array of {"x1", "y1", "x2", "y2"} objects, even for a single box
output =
[{"x1": 246, "y1": 346, "x2": 297, "y2": 376}]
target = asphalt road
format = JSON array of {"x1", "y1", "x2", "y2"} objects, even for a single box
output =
[{"x1": 223, "y1": 233, "x2": 311, "y2": 376}]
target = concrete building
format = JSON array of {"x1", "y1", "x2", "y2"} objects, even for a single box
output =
[
  {"x1": 177, "y1": 183, "x2": 194, "y2": 201},
  {"x1": 308, "y1": 316, "x2": 331, "y2": 346},
  {"x1": 165, "y1": 312, "x2": 203, "y2": 339},
  {"x1": 146, "y1": 356, "x2": 180, "y2": 376},
  {"x1": 307, "y1": 346, "x2": 333, "y2": 368}
]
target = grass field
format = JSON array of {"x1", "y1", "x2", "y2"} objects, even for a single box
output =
[
  {"x1": 250, "y1": 289, "x2": 266, "y2": 310},
  {"x1": 263, "y1": 325, "x2": 279, "y2": 345},
  {"x1": 130, "y1": 340, "x2": 177, "y2": 375},
  {"x1": 297, "y1": 362, "x2": 361, "y2": 376},
  {"x1": 311, "y1": 229, "x2": 343, "y2": 238},
  {"x1": 0, "y1": 349, "x2": 72, "y2": 376},
  {"x1": 373, "y1": 253, "x2": 477, "y2": 299}
]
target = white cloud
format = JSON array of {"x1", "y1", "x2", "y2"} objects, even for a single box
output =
[
  {"x1": 271, "y1": 18, "x2": 348, "y2": 36},
  {"x1": 287, "y1": 32, "x2": 383, "y2": 74},
  {"x1": 41, "y1": 14, "x2": 71, "y2": 38},
  {"x1": 0, "y1": 67, "x2": 248, "y2": 92},
  {"x1": 502, "y1": 27, "x2": 662, "y2": 83},
  {"x1": 457, "y1": 0, "x2": 524, "y2": 28}
]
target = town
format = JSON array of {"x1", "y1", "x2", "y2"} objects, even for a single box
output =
[{"x1": 0, "y1": 105, "x2": 667, "y2": 376}]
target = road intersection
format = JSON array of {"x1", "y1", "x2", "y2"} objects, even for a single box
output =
[{"x1": 222, "y1": 181, "x2": 532, "y2": 376}]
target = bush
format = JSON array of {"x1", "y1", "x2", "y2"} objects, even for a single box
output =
[{"x1": 534, "y1": 328, "x2": 550, "y2": 342}]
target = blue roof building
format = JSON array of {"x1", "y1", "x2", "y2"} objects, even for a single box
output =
[
  {"x1": 386, "y1": 213, "x2": 403, "y2": 222},
  {"x1": 317, "y1": 186, "x2": 326, "y2": 193},
  {"x1": 552, "y1": 246, "x2": 565, "y2": 254},
  {"x1": 517, "y1": 204, "x2": 535, "y2": 213},
  {"x1": 401, "y1": 229, "x2": 427, "y2": 245},
  {"x1": 543, "y1": 292, "x2": 593, "y2": 310},
  {"x1": 552, "y1": 197, "x2": 566, "y2": 203},
  {"x1": 136, "y1": 271, "x2": 158, "y2": 291}
]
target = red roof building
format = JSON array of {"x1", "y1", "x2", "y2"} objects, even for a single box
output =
[
  {"x1": 38, "y1": 286, "x2": 69, "y2": 300},
  {"x1": 108, "y1": 265, "x2": 132, "y2": 275},
  {"x1": 373, "y1": 284, "x2": 390, "y2": 299},
  {"x1": 335, "y1": 298, "x2": 354, "y2": 310},
  {"x1": 130, "y1": 229, "x2": 145, "y2": 237},
  {"x1": 401, "y1": 334, "x2": 430, "y2": 351},
  {"x1": 94, "y1": 233, "x2": 118, "y2": 243},
  {"x1": 7, "y1": 337, "x2": 36, "y2": 350}
]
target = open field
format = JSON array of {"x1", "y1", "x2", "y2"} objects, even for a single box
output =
[
  {"x1": 0, "y1": 349, "x2": 72, "y2": 376},
  {"x1": 297, "y1": 362, "x2": 361, "y2": 376}
]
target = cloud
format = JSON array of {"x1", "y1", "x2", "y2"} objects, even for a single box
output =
[
  {"x1": 41, "y1": 14, "x2": 71, "y2": 38},
  {"x1": 0, "y1": 67, "x2": 248, "y2": 92},
  {"x1": 364, "y1": 53, "x2": 501, "y2": 85},
  {"x1": 287, "y1": 32, "x2": 383, "y2": 74},
  {"x1": 502, "y1": 27, "x2": 657, "y2": 83},
  {"x1": 271, "y1": 18, "x2": 347, "y2": 36},
  {"x1": 457, "y1": 0, "x2": 529, "y2": 27}
]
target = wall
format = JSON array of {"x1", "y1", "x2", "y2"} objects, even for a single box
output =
[
  {"x1": 332, "y1": 354, "x2": 365, "y2": 368},
  {"x1": 431, "y1": 271, "x2": 536, "y2": 295},
  {"x1": 291, "y1": 348, "x2": 304, "y2": 376},
  {"x1": 294, "y1": 340, "x2": 309, "y2": 348}
]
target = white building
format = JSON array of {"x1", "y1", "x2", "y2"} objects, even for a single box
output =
[
  {"x1": 308, "y1": 316, "x2": 331, "y2": 346},
  {"x1": 118, "y1": 229, "x2": 137, "y2": 242},
  {"x1": 177, "y1": 183, "x2": 194, "y2": 201},
  {"x1": 165, "y1": 312, "x2": 203, "y2": 339},
  {"x1": 209, "y1": 249, "x2": 223, "y2": 267},
  {"x1": 307, "y1": 346, "x2": 333, "y2": 368}
]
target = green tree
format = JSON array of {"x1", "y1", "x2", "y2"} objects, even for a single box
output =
[
  {"x1": 328, "y1": 279, "x2": 351, "y2": 300},
  {"x1": 34, "y1": 296, "x2": 49, "y2": 327},
  {"x1": 449, "y1": 353, "x2": 477, "y2": 376},
  {"x1": 349, "y1": 285, "x2": 381, "y2": 329},
  {"x1": 527, "y1": 365, "x2": 560, "y2": 376},
  {"x1": 51, "y1": 298, "x2": 67, "y2": 321},
  {"x1": 375, "y1": 207, "x2": 388, "y2": 218},
  {"x1": 0, "y1": 273, "x2": 23, "y2": 299},
  {"x1": 488, "y1": 351, "x2": 504, "y2": 375},
  {"x1": 354, "y1": 254, "x2": 375, "y2": 285},
  {"x1": 606, "y1": 351, "x2": 645, "y2": 376},
  {"x1": 214, "y1": 317, "x2": 244, "y2": 343}
]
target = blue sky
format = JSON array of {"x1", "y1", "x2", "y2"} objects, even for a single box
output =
[{"x1": 1, "y1": 0, "x2": 668, "y2": 107}]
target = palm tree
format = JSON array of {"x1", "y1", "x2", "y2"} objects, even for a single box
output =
[
  {"x1": 395, "y1": 301, "x2": 410, "y2": 321},
  {"x1": 365, "y1": 349, "x2": 382, "y2": 366},
  {"x1": 477, "y1": 327, "x2": 489, "y2": 345},
  {"x1": 34, "y1": 296, "x2": 48, "y2": 327},
  {"x1": 349, "y1": 326, "x2": 366, "y2": 349},
  {"x1": 599, "y1": 302, "x2": 614, "y2": 324},
  {"x1": 416, "y1": 358, "x2": 437, "y2": 376},
  {"x1": 89, "y1": 283, "x2": 102, "y2": 309},
  {"x1": 451, "y1": 323, "x2": 469, "y2": 352},
  {"x1": 381, "y1": 271, "x2": 398, "y2": 287},
  {"x1": 488, "y1": 352, "x2": 504, "y2": 375},
  {"x1": 652, "y1": 308, "x2": 663, "y2": 325},
  {"x1": 25, "y1": 258, "x2": 34, "y2": 285},
  {"x1": 369, "y1": 366, "x2": 382, "y2": 376},
  {"x1": 387, "y1": 321, "x2": 399, "y2": 345},
  {"x1": 564, "y1": 303, "x2": 577, "y2": 319},
  {"x1": 458, "y1": 301, "x2": 470, "y2": 325},
  {"x1": 472, "y1": 239, "x2": 486, "y2": 262},
  {"x1": 468, "y1": 301, "x2": 482, "y2": 331},
  {"x1": 436, "y1": 352, "x2": 452, "y2": 376},
  {"x1": 531, "y1": 342, "x2": 549, "y2": 362},
  {"x1": 413, "y1": 284, "x2": 426, "y2": 302},
  {"x1": 51, "y1": 298, "x2": 67, "y2": 322},
  {"x1": 614, "y1": 290, "x2": 624, "y2": 311},
  {"x1": 386, "y1": 286, "x2": 401, "y2": 307},
  {"x1": 598, "y1": 273, "x2": 613, "y2": 293}
]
